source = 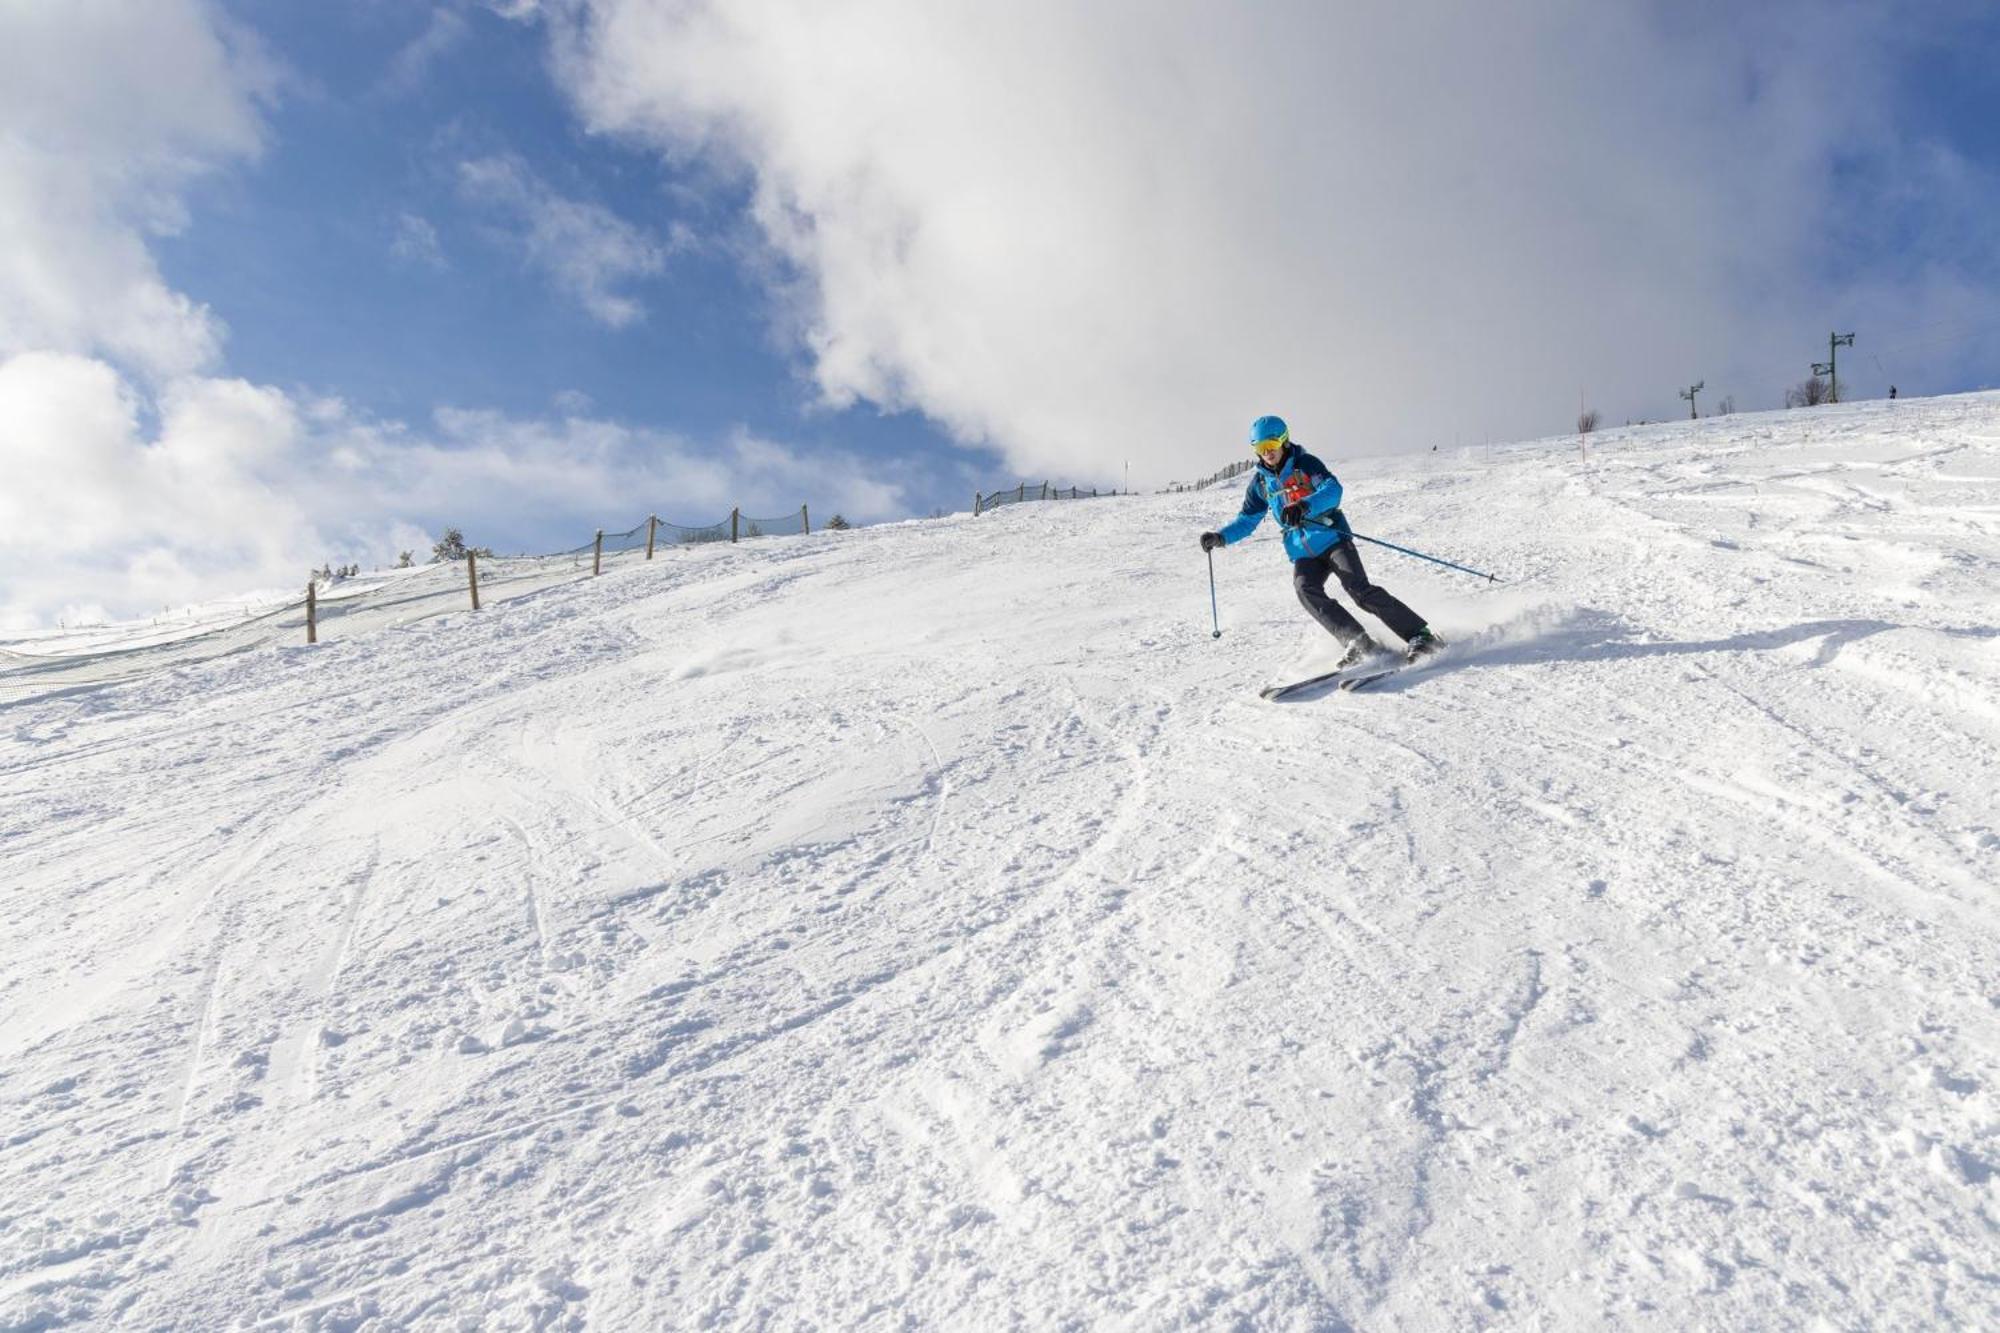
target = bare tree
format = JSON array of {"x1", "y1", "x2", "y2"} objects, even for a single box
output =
[
  {"x1": 1786, "y1": 376, "x2": 1830, "y2": 408},
  {"x1": 397, "y1": 551, "x2": 415, "y2": 568},
  {"x1": 1577, "y1": 408, "x2": 1600, "y2": 435},
  {"x1": 1716, "y1": 396, "x2": 1735, "y2": 416}
]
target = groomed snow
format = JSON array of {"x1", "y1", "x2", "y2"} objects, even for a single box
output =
[{"x1": 3, "y1": 394, "x2": 1997, "y2": 1330}]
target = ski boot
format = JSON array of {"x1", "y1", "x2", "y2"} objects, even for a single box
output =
[
  {"x1": 1335, "y1": 634, "x2": 1387, "y2": 671},
  {"x1": 1403, "y1": 627, "x2": 1445, "y2": 663}
]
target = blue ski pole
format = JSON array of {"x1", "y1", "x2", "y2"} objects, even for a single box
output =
[
  {"x1": 1305, "y1": 517, "x2": 1501, "y2": 582},
  {"x1": 1206, "y1": 547, "x2": 1222, "y2": 637}
]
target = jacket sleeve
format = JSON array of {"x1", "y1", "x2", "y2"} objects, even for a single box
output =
[
  {"x1": 1292, "y1": 451, "x2": 1345, "y2": 518},
  {"x1": 1217, "y1": 474, "x2": 1268, "y2": 544}
]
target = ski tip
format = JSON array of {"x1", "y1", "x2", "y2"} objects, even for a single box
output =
[{"x1": 1262, "y1": 668, "x2": 1362, "y2": 701}]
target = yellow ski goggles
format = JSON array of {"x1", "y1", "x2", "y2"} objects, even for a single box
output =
[{"x1": 1252, "y1": 434, "x2": 1287, "y2": 458}]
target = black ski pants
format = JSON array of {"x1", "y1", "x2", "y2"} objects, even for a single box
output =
[{"x1": 1293, "y1": 538, "x2": 1428, "y2": 645}]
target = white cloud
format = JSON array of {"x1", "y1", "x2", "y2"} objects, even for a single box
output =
[
  {"x1": 458, "y1": 154, "x2": 668, "y2": 326},
  {"x1": 729, "y1": 426, "x2": 903, "y2": 522},
  {"x1": 0, "y1": 1, "x2": 895, "y2": 630},
  {"x1": 380, "y1": 7, "x2": 470, "y2": 97},
  {"x1": 0, "y1": 352, "x2": 906, "y2": 628},
  {"x1": 392, "y1": 212, "x2": 448, "y2": 268},
  {"x1": 541, "y1": 0, "x2": 2000, "y2": 481},
  {"x1": 0, "y1": 0, "x2": 275, "y2": 380},
  {"x1": 0, "y1": 352, "x2": 315, "y2": 622}
]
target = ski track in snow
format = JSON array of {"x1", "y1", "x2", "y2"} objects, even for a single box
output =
[{"x1": 3, "y1": 395, "x2": 1999, "y2": 1329}]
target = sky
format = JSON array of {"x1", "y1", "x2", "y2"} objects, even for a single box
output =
[{"x1": 3, "y1": 0, "x2": 1999, "y2": 628}]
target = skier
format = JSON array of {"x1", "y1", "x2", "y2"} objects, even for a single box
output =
[{"x1": 1200, "y1": 415, "x2": 1442, "y2": 669}]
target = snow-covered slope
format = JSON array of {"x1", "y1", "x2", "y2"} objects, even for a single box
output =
[{"x1": 4, "y1": 395, "x2": 1997, "y2": 1330}]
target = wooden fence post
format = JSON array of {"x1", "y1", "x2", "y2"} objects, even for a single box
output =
[
  {"x1": 731, "y1": 508, "x2": 740, "y2": 543},
  {"x1": 593, "y1": 529, "x2": 604, "y2": 576},
  {"x1": 801, "y1": 503, "x2": 810, "y2": 535},
  {"x1": 305, "y1": 581, "x2": 317, "y2": 644},
  {"x1": 974, "y1": 492, "x2": 983, "y2": 516},
  {"x1": 467, "y1": 549, "x2": 481, "y2": 611},
  {"x1": 645, "y1": 515, "x2": 657, "y2": 560}
]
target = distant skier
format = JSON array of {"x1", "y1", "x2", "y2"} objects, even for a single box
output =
[{"x1": 1200, "y1": 415, "x2": 1441, "y2": 668}]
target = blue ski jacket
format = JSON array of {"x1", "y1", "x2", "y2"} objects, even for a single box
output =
[{"x1": 1216, "y1": 444, "x2": 1353, "y2": 560}]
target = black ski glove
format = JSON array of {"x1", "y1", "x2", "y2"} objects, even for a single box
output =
[
  {"x1": 1280, "y1": 502, "x2": 1306, "y2": 528},
  {"x1": 1199, "y1": 531, "x2": 1224, "y2": 552}
]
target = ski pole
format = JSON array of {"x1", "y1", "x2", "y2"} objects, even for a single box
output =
[
  {"x1": 1206, "y1": 547, "x2": 1222, "y2": 638},
  {"x1": 1305, "y1": 518, "x2": 1502, "y2": 583}
]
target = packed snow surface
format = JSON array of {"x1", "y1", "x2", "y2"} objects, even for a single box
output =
[{"x1": 3, "y1": 395, "x2": 1998, "y2": 1330}]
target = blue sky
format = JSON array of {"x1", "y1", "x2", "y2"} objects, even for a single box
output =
[
  {"x1": 160, "y1": 3, "x2": 980, "y2": 532},
  {"x1": 3, "y1": 0, "x2": 1999, "y2": 627}
]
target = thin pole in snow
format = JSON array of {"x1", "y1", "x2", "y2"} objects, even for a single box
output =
[{"x1": 1207, "y1": 548, "x2": 1222, "y2": 638}]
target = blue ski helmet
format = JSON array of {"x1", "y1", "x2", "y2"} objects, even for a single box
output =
[{"x1": 1249, "y1": 415, "x2": 1289, "y2": 451}]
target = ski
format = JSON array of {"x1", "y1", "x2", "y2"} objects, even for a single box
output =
[
  {"x1": 1257, "y1": 669, "x2": 1344, "y2": 701},
  {"x1": 1259, "y1": 644, "x2": 1445, "y2": 700},
  {"x1": 1258, "y1": 660, "x2": 1396, "y2": 701},
  {"x1": 1335, "y1": 665, "x2": 1404, "y2": 693}
]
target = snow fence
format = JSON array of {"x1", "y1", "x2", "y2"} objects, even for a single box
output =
[
  {"x1": 0, "y1": 506, "x2": 813, "y2": 704},
  {"x1": 1160, "y1": 458, "x2": 1254, "y2": 493},
  {"x1": 973, "y1": 482, "x2": 1121, "y2": 515}
]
